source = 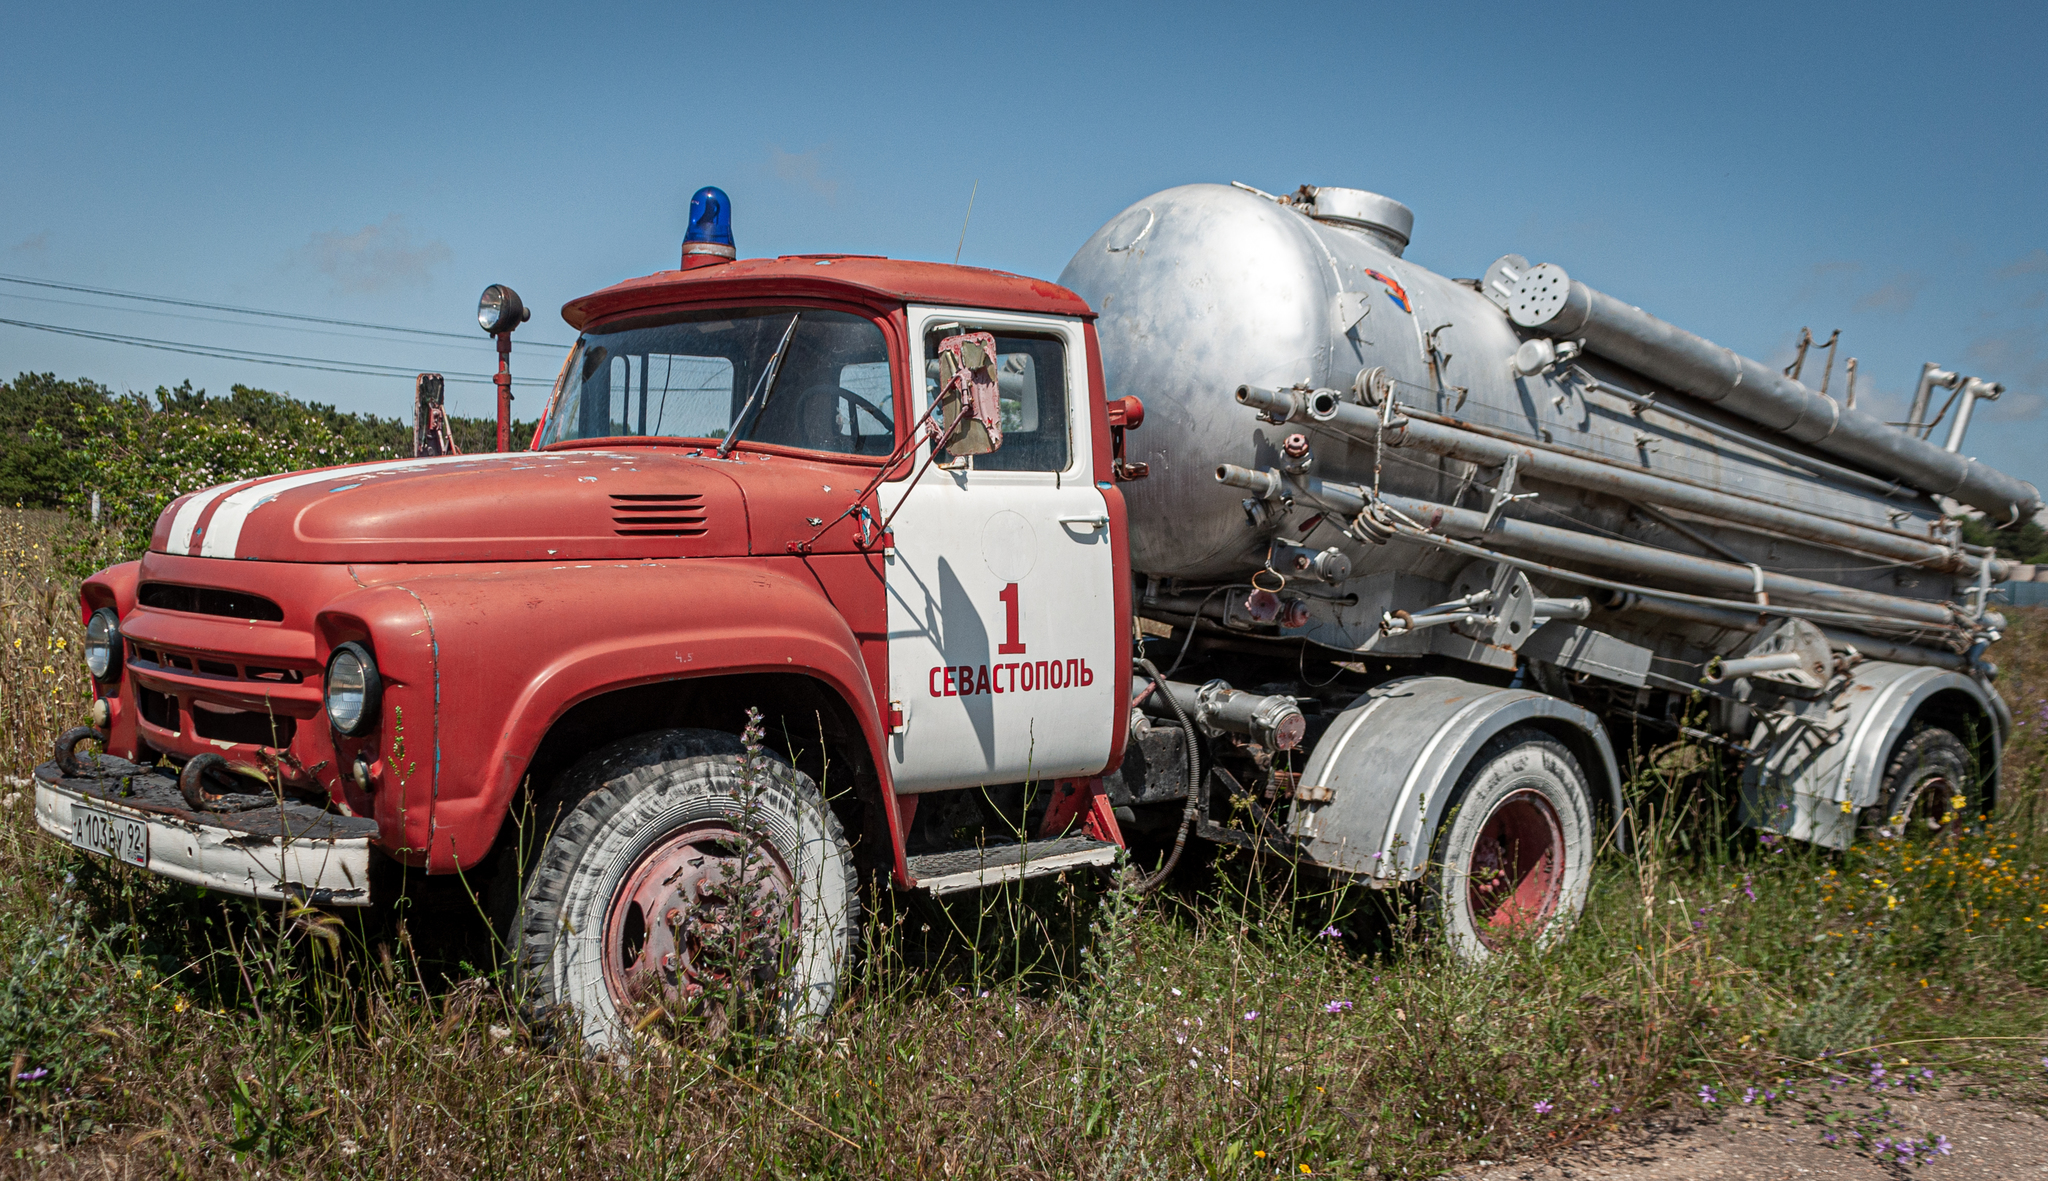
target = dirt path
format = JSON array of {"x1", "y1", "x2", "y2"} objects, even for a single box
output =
[{"x1": 1458, "y1": 1081, "x2": 2048, "y2": 1179}]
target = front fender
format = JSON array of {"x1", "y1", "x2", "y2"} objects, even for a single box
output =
[
  {"x1": 1288, "y1": 676, "x2": 1622, "y2": 882},
  {"x1": 322, "y1": 559, "x2": 884, "y2": 871}
]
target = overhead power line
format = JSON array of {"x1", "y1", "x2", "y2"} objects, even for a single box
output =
[
  {"x1": 0, "y1": 289, "x2": 551, "y2": 353},
  {"x1": 0, "y1": 316, "x2": 556, "y2": 388},
  {"x1": 0, "y1": 272, "x2": 577, "y2": 350}
]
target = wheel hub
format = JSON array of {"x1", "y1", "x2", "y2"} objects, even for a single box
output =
[
  {"x1": 601, "y1": 822, "x2": 796, "y2": 1026},
  {"x1": 1466, "y1": 788, "x2": 1566, "y2": 947}
]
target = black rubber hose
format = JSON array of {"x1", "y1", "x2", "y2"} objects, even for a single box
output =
[
  {"x1": 54, "y1": 726, "x2": 106, "y2": 777},
  {"x1": 1128, "y1": 656, "x2": 1205, "y2": 893},
  {"x1": 178, "y1": 752, "x2": 231, "y2": 811}
]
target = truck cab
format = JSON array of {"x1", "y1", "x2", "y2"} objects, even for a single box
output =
[{"x1": 36, "y1": 229, "x2": 1146, "y2": 1047}]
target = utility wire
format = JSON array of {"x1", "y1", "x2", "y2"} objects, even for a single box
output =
[
  {"x1": 0, "y1": 272, "x2": 576, "y2": 349},
  {"x1": 0, "y1": 316, "x2": 555, "y2": 387},
  {"x1": 0, "y1": 289, "x2": 557, "y2": 354}
]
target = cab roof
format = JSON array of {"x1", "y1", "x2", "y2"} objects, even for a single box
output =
[{"x1": 561, "y1": 256, "x2": 1093, "y2": 331}]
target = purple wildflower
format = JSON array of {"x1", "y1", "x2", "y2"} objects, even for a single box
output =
[
  {"x1": 1934, "y1": 1135, "x2": 1952, "y2": 1156},
  {"x1": 1698, "y1": 1085, "x2": 1718, "y2": 1105},
  {"x1": 1317, "y1": 926, "x2": 1341, "y2": 938},
  {"x1": 1741, "y1": 1087, "x2": 1757, "y2": 1105},
  {"x1": 1533, "y1": 1100, "x2": 1554, "y2": 1115},
  {"x1": 14, "y1": 1068, "x2": 47, "y2": 1082},
  {"x1": 1323, "y1": 1000, "x2": 1353, "y2": 1013},
  {"x1": 1243, "y1": 1010, "x2": 1259, "y2": 1021}
]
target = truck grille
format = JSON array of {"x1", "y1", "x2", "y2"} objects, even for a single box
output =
[
  {"x1": 138, "y1": 582, "x2": 285, "y2": 622},
  {"x1": 609, "y1": 493, "x2": 709, "y2": 537},
  {"x1": 191, "y1": 703, "x2": 295, "y2": 748},
  {"x1": 130, "y1": 646, "x2": 304, "y2": 684}
]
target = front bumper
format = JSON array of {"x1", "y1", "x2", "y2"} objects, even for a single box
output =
[{"x1": 33, "y1": 758, "x2": 378, "y2": 906}]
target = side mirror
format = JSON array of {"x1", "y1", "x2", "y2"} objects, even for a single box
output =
[{"x1": 935, "y1": 332, "x2": 1004, "y2": 456}]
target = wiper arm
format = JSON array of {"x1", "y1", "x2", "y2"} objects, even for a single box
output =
[{"x1": 717, "y1": 312, "x2": 802, "y2": 458}]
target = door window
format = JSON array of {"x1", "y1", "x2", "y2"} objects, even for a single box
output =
[{"x1": 925, "y1": 331, "x2": 1069, "y2": 471}]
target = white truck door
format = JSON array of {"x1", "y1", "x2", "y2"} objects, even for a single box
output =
[{"x1": 881, "y1": 307, "x2": 1118, "y2": 793}]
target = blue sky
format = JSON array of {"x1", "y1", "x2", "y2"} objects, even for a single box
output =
[{"x1": 5, "y1": 1, "x2": 2047, "y2": 487}]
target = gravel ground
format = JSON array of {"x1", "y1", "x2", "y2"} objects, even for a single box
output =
[{"x1": 1456, "y1": 1078, "x2": 2048, "y2": 1179}]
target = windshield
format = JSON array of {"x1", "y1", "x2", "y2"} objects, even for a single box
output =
[{"x1": 538, "y1": 306, "x2": 895, "y2": 455}]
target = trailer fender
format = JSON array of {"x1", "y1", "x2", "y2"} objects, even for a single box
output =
[
  {"x1": 1741, "y1": 661, "x2": 2005, "y2": 850},
  {"x1": 1287, "y1": 676, "x2": 1622, "y2": 882}
]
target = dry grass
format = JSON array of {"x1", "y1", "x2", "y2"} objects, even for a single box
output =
[{"x1": 1, "y1": 507, "x2": 2045, "y2": 1179}]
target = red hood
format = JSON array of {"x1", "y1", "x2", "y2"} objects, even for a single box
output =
[{"x1": 150, "y1": 447, "x2": 882, "y2": 564}]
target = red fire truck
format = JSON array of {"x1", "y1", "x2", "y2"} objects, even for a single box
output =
[{"x1": 36, "y1": 183, "x2": 2016, "y2": 1048}]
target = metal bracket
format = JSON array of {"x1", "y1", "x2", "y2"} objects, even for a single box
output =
[{"x1": 1480, "y1": 454, "x2": 1536, "y2": 532}]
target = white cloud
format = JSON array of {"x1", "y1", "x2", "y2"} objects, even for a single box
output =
[
  {"x1": 1854, "y1": 273, "x2": 1926, "y2": 314},
  {"x1": 1996, "y1": 249, "x2": 2048, "y2": 280},
  {"x1": 768, "y1": 145, "x2": 839, "y2": 201},
  {"x1": 297, "y1": 215, "x2": 452, "y2": 295}
]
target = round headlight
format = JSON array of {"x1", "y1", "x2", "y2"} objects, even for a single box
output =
[
  {"x1": 84, "y1": 608, "x2": 121, "y2": 680},
  {"x1": 324, "y1": 642, "x2": 382, "y2": 736},
  {"x1": 477, "y1": 284, "x2": 530, "y2": 335}
]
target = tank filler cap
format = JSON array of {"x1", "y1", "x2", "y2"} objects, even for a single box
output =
[
  {"x1": 1301, "y1": 186, "x2": 1413, "y2": 255},
  {"x1": 1505, "y1": 262, "x2": 1575, "y2": 329}
]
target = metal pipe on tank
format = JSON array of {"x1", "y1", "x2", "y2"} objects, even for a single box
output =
[
  {"x1": 1236, "y1": 386, "x2": 1996, "y2": 577},
  {"x1": 1402, "y1": 397, "x2": 1987, "y2": 555},
  {"x1": 1602, "y1": 591, "x2": 1967, "y2": 671},
  {"x1": 1908, "y1": 363, "x2": 1962, "y2": 439},
  {"x1": 1214, "y1": 464, "x2": 1960, "y2": 628},
  {"x1": 1500, "y1": 264, "x2": 2042, "y2": 522},
  {"x1": 1944, "y1": 378, "x2": 2002, "y2": 454}
]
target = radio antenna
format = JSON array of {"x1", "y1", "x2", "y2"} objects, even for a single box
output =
[{"x1": 954, "y1": 180, "x2": 979, "y2": 264}]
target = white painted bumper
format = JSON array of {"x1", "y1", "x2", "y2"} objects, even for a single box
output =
[{"x1": 33, "y1": 764, "x2": 376, "y2": 906}]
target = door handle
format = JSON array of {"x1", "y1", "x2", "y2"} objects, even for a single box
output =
[{"x1": 1058, "y1": 515, "x2": 1109, "y2": 531}]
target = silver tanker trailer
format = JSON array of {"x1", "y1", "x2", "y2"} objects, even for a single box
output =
[{"x1": 1067, "y1": 182, "x2": 2033, "y2": 955}]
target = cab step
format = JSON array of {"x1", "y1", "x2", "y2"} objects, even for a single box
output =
[{"x1": 906, "y1": 835, "x2": 1120, "y2": 896}]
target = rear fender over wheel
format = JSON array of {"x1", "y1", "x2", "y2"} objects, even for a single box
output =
[
  {"x1": 1285, "y1": 676, "x2": 1622, "y2": 883},
  {"x1": 509, "y1": 728, "x2": 859, "y2": 1051},
  {"x1": 1740, "y1": 661, "x2": 2004, "y2": 850}
]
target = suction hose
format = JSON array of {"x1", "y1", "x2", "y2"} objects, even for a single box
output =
[{"x1": 1127, "y1": 655, "x2": 1205, "y2": 893}]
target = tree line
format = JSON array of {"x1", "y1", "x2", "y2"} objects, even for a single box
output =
[{"x1": 0, "y1": 371, "x2": 534, "y2": 557}]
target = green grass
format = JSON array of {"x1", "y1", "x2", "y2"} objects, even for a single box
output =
[{"x1": 3, "y1": 506, "x2": 2047, "y2": 1178}]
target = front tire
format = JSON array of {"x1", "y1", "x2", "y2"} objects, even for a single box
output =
[
  {"x1": 1427, "y1": 728, "x2": 1595, "y2": 961},
  {"x1": 512, "y1": 729, "x2": 859, "y2": 1050}
]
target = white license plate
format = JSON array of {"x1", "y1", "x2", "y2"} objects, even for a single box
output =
[{"x1": 71, "y1": 803, "x2": 148, "y2": 867}]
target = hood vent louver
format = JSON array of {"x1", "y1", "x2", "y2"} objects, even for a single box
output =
[{"x1": 610, "y1": 493, "x2": 709, "y2": 537}]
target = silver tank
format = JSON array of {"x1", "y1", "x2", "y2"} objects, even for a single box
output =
[{"x1": 1058, "y1": 184, "x2": 1975, "y2": 617}]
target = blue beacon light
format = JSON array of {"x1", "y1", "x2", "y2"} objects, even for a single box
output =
[{"x1": 681, "y1": 186, "x2": 736, "y2": 269}]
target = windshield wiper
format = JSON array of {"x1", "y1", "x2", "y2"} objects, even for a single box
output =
[{"x1": 717, "y1": 313, "x2": 802, "y2": 458}]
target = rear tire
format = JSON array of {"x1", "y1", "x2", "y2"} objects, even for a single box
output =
[
  {"x1": 511, "y1": 729, "x2": 859, "y2": 1051},
  {"x1": 1427, "y1": 728, "x2": 1595, "y2": 961},
  {"x1": 1878, "y1": 726, "x2": 1977, "y2": 838}
]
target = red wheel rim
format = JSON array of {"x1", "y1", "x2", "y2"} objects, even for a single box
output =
[
  {"x1": 600, "y1": 821, "x2": 796, "y2": 1025},
  {"x1": 1465, "y1": 788, "x2": 1566, "y2": 948},
  {"x1": 1897, "y1": 772, "x2": 1963, "y2": 837}
]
